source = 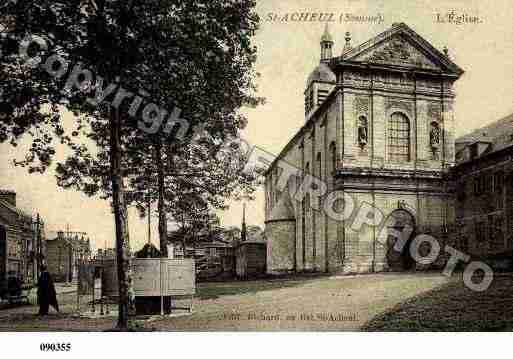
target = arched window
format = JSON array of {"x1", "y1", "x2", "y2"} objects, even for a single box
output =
[
  {"x1": 388, "y1": 112, "x2": 410, "y2": 162},
  {"x1": 274, "y1": 167, "x2": 281, "y2": 201},
  {"x1": 316, "y1": 152, "x2": 322, "y2": 208},
  {"x1": 268, "y1": 174, "x2": 273, "y2": 208},
  {"x1": 301, "y1": 193, "x2": 306, "y2": 266},
  {"x1": 316, "y1": 152, "x2": 322, "y2": 179},
  {"x1": 494, "y1": 171, "x2": 504, "y2": 193},
  {"x1": 329, "y1": 142, "x2": 336, "y2": 175},
  {"x1": 304, "y1": 162, "x2": 310, "y2": 213}
]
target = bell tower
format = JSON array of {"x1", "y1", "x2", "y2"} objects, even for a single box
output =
[
  {"x1": 305, "y1": 24, "x2": 336, "y2": 118},
  {"x1": 320, "y1": 23, "x2": 333, "y2": 63}
]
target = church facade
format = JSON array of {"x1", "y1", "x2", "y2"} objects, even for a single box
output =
[{"x1": 264, "y1": 23, "x2": 466, "y2": 274}]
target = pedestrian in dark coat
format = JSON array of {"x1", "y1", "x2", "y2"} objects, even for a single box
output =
[{"x1": 37, "y1": 265, "x2": 59, "y2": 315}]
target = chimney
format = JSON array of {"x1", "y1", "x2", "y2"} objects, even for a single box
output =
[{"x1": 0, "y1": 190, "x2": 16, "y2": 207}]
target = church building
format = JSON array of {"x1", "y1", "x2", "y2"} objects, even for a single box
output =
[{"x1": 264, "y1": 23, "x2": 465, "y2": 274}]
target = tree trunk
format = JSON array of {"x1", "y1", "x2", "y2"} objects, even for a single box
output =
[
  {"x1": 109, "y1": 107, "x2": 133, "y2": 329},
  {"x1": 155, "y1": 139, "x2": 168, "y2": 257}
]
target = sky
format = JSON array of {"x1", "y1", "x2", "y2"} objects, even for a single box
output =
[{"x1": 1, "y1": 0, "x2": 512, "y2": 252}]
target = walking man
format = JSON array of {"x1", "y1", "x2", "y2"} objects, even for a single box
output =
[{"x1": 37, "y1": 264, "x2": 59, "y2": 315}]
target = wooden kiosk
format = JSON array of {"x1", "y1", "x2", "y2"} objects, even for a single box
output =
[{"x1": 132, "y1": 258, "x2": 195, "y2": 314}]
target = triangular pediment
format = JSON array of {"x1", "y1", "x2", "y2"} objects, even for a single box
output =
[
  {"x1": 352, "y1": 34, "x2": 441, "y2": 70},
  {"x1": 342, "y1": 23, "x2": 463, "y2": 75}
]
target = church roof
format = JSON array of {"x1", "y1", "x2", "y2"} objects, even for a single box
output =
[
  {"x1": 333, "y1": 22, "x2": 464, "y2": 76},
  {"x1": 263, "y1": 88, "x2": 339, "y2": 177},
  {"x1": 306, "y1": 62, "x2": 336, "y2": 87}
]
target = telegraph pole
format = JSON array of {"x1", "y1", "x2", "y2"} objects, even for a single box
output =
[{"x1": 241, "y1": 203, "x2": 247, "y2": 242}]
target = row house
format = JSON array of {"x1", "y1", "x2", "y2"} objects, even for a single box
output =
[
  {"x1": 0, "y1": 190, "x2": 46, "y2": 291},
  {"x1": 452, "y1": 113, "x2": 513, "y2": 267}
]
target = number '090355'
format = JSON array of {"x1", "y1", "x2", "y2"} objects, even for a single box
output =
[{"x1": 40, "y1": 343, "x2": 71, "y2": 352}]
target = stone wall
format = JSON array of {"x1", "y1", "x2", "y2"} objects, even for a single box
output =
[{"x1": 266, "y1": 219, "x2": 296, "y2": 273}]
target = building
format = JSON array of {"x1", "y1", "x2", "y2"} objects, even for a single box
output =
[
  {"x1": 236, "y1": 241, "x2": 267, "y2": 279},
  {"x1": 96, "y1": 248, "x2": 116, "y2": 260},
  {"x1": 264, "y1": 23, "x2": 464, "y2": 274},
  {"x1": 67, "y1": 232, "x2": 91, "y2": 263},
  {"x1": 452, "y1": 113, "x2": 513, "y2": 267},
  {"x1": 0, "y1": 190, "x2": 45, "y2": 290},
  {"x1": 45, "y1": 233, "x2": 72, "y2": 282},
  {"x1": 45, "y1": 231, "x2": 91, "y2": 282}
]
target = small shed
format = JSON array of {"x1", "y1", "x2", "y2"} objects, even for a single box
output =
[
  {"x1": 133, "y1": 258, "x2": 195, "y2": 314},
  {"x1": 132, "y1": 258, "x2": 195, "y2": 297},
  {"x1": 195, "y1": 241, "x2": 236, "y2": 280},
  {"x1": 236, "y1": 241, "x2": 267, "y2": 279}
]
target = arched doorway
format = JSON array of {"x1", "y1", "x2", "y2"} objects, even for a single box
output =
[
  {"x1": 385, "y1": 209, "x2": 416, "y2": 271},
  {"x1": 0, "y1": 225, "x2": 6, "y2": 294}
]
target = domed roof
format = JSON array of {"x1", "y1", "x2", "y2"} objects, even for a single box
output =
[
  {"x1": 320, "y1": 23, "x2": 333, "y2": 43},
  {"x1": 306, "y1": 62, "x2": 336, "y2": 87},
  {"x1": 321, "y1": 31, "x2": 333, "y2": 43}
]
